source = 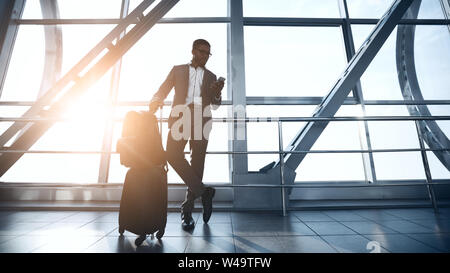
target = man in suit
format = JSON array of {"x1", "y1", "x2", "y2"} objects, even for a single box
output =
[{"x1": 149, "y1": 39, "x2": 224, "y2": 230}]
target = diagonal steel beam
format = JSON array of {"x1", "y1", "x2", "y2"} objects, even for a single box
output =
[
  {"x1": 276, "y1": 0, "x2": 415, "y2": 171},
  {"x1": 0, "y1": 0, "x2": 180, "y2": 176}
]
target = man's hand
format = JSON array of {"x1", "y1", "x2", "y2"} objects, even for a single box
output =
[
  {"x1": 210, "y1": 79, "x2": 224, "y2": 98},
  {"x1": 149, "y1": 100, "x2": 164, "y2": 113}
]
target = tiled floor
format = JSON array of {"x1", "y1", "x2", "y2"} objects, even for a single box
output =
[{"x1": 0, "y1": 207, "x2": 449, "y2": 253}]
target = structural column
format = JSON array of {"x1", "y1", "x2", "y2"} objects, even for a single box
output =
[
  {"x1": 339, "y1": 0, "x2": 377, "y2": 183},
  {"x1": 98, "y1": 0, "x2": 130, "y2": 184},
  {"x1": 227, "y1": 0, "x2": 248, "y2": 178}
]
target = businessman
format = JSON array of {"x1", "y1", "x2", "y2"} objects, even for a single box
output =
[{"x1": 149, "y1": 39, "x2": 224, "y2": 230}]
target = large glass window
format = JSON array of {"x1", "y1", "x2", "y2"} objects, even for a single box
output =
[
  {"x1": 352, "y1": 24, "x2": 450, "y2": 101},
  {"x1": 426, "y1": 148, "x2": 450, "y2": 180},
  {"x1": 346, "y1": 0, "x2": 394, "y2": 18},
  {"x1": 129, "y1": 0, "x2": 228, "y2": 18},
  {"x1": 1, "y1": 154, "x2": 101, "y2": 183},
  {"x1": 22, "y1": 0, "x2": 123, "y2": 19},
  {"x1": 1, "y1": 70, "x2": 113, "y2": 183},
  {"x1": 416, "y1": 0, "x2": 447, "y2": 19},
  {"x1": 294, "y1": 105, "x2": 366, "y2": 181},
  {"x1": 1, "y1": 26, "x2": 45, "y2": 101},
  {"x1": 244, "y1": 26, "x2": 347, "y2": 97},
  {"x1": 118, "y1": 23, "x2": 227, "y2": 102},
  {"x1": 347, "y1": 0, "x2": 445, "y2": 19},
  {"x1": 164, "y1": 0, "x2": 228, "y2": 17},
  {"x1": 1, "y1": 24, "x2": 115, "y2": 101},
  {"x1": 243, "y1": 0, "x2": 341, "y2": 18},
  {"x1": 352, "y1": 25, "x2": 404, "y2": 101},
  {"x1": 414, "y1": 25, "x2": 450, "y2": 100}
]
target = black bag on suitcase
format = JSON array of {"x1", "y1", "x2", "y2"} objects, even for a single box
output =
[
  {"x1": 117, "y1": 111, "x2": 168, "y2": 244},
  {"x1": 116, "y1": 111, "x2": 166, "y2": 168}
]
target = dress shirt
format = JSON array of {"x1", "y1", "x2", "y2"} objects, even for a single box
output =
[{"x1": 186, "y1": 63, "x2": 204, "y2": 106}]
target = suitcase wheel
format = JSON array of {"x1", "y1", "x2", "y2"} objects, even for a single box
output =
[
  {"x1": 119, "y1": 226, "x2": 124, "y2": 236},
  {"x1": 135, "y1": 235, "x2": 146, "y2": 246}
]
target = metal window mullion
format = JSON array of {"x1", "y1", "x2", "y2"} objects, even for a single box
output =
[
  {"x1": 350, "y1": 18, "x2": 450, "y2": 25},
  {"x1": 3, "y1": 146, "x2": 450, "y2": 155},
  {"x1": 415, "y1": 120, "x2": 439, "y2": 212},
  {"x1": 5, "y1": 98, "x2": 450, "y2": 107},
  {"x1": 228, "y1": 0, "x2": 248, "y2": 178},
  {"x1": 15, "y1": 17, "x2": 231, "y2": 25},
  {"x1": 278, "y1": 121, "x2": 287, "y2": 216},
  {"x1": 339, "y1": 0, "x2": 377, "y2": 183},
  {"x1": 2, "y1": 115, "x2": 450, "y2": 123},
  {"x1": 98, "y1": 0, "x2": 130, "y2": 184},
  {"x1": 243, "y1": 17, "x2": 343, "y2": 27}
]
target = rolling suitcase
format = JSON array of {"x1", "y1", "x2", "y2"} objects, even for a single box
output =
[
  {"x1": 118, "y1": 166, "x2": 167, "y2": 242},
  {"x1": 117, "y1": 110, "x2": 167, "y2": 245}
]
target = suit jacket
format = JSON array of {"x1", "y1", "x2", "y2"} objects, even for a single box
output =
[{"x1": 150, "y1": 64, "x2": 222, "y2": 128}]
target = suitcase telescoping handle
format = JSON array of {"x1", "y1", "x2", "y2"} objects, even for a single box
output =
[
  {"x1": 159, "y1": 105, "x2": 169, "y2": 173},
  {"x1": 159, "y1": 105, "x2": 163, "y2": 137}
]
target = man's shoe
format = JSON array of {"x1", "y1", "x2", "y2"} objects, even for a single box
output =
[
  {"x1": 181, "y1": 213, "x2": 195, "y2": 230},
  {"x1": 201, "y1": 187, "x2": 216, "y2": 224}
]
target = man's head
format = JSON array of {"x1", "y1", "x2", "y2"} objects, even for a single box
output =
[{"x1": 191, "y1": 39, "x2": 211, "y2": 67}]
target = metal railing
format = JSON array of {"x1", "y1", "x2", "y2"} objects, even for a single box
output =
[
  {"x1": 2, "y1": 98, "x2": 450, "y2": 106},
  {"x1": 1, "y1": 112, "x2": 450, "y2": 213}
]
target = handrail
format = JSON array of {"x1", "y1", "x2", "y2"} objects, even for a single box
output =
[
  {"x1": 1, "y1": 148, "x2": 450, "y2": 154},
  {"x1": 1, "y1": 115, "x2": 450, "y2": 122},
  {"x1": 1, "y1": 181, "x2": 450, "y2": 189},
  {"x1": 13, "y1": 18, "x2": 450, "y2": 26},
  {"x1": 2, "y1": 99, "x2": 450, "y2": 106}
]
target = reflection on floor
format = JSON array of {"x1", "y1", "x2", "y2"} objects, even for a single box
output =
[{"x1": 0, "y1": 208, "x2": 449, "y2": 253}]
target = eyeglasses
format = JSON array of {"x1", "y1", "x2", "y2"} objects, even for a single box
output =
[{"x1": 195, "y1": 47, "x2": 212, "y2": 56}]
